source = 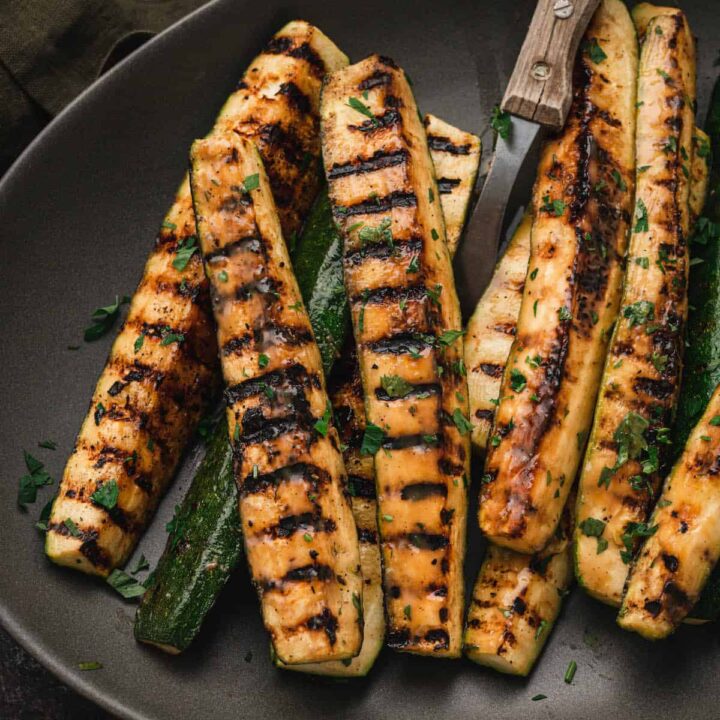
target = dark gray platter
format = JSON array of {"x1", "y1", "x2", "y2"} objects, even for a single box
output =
[{"x1": 1, "y1": 1, "x2": 719, "y2": 718}]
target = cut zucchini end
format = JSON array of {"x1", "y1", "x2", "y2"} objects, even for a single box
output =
[
  {"x1": 631, "y1": 3, "x2": 683, "y2": 37},
  {"x1": 616, "y1": 610, "x2": 672, "y2": 641},
  {"x1": 135, "y1": 636, "x2": 183, "y2": 655},
  {"x1": 572, "y1": 534, "x2": 623, "y2": 608},
  {"x1": 45, "y1": 533, "x2": 110, "y2": 577},
  {"x1": 464, "y1": 646, "x2": 532, "y2": 677}
]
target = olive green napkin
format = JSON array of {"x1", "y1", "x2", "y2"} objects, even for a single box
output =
[{"x1": 0, "y1": 0, "x2": 208, "y2": 172}]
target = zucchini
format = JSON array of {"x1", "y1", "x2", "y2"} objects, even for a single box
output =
[
  {"x1": 574, "y1": 6, "x2": 695, "y2": 606},
  {"x1": 482, "y1": 0, "x2": 638, "y2": 554},
  {"x1": 464, "y1": 495, "x2": 574, "y2": 675},
  {"x1": 423, "y1": 114, "x2": 481, "y2": 256},
  {"x1": 189, "y1": 135, "x2": 362, "y2": 664},
  {"x1": 466, "y1": 211, "x2": 531, "y2": 452},
  {"x1": 322, "y1": 55, "x2": 470, "y2": 657},
  {"x1": 46, "y1": 20, "x2": 348, "y2": 576},
  {"x1": 134, "y1": 419, "x2": 239, "y2": 653},
  {"x1": 618, "y1": 382, "x2": 720, "y2": 638}
]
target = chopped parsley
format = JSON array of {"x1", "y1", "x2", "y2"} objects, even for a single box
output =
[
  {"x1": 623, "y1": 300, "x2": 654, "y2": 328},
  {"x1": 165, "y1": 504, "x2": 191, "y2": 551},
  {"x1": 406, "y1": 255, "x2": 420, "y2": 274},
  {"x1": 159, "y1": 328, "x2": 185, "y2": 346},
  {"x1": 78, "y1": 661, "x2": 103, "y2": 671},
  {"x1": 313, "y1": 402, "x2": 332, "y2": 437},
  {"x1": 584, "y1": 38, "x2": 607, "y2": 64},
  {"x1": 509, "y1": 368, "x2": 527, "y2": 393},
  {"x1": 579, "y1": 517, "x2": 607, "y2": 554},
  {"x1": 438, "y1": 329, "x2": 465, "y2": 346},
  {"x1": 634, "y1": 199, "x2": 649, "y2": 233},
  {"x1": 134, "y1": 333, "x2": 145, "y2": 353},
  {"x1": 258, "y1": 353, "x2": 269, "y2": 369},
  {"x1": 106, "y1": 569, "x2": 146, "y2": 599},
  {"x1": 242, "y1": 173, "x2": 260, "y2": 192},
  {"x1": 611, "y1": 169, "x2": 627, "y2": 191},
  {"x1": 490, "y1": 105, "x2": 512, "y2": 140},
  {"x1": 172, "y1": 235, "x2": 199, "y2": 272},
  {"x1": 564, "y1": 659, "x2": 577, "y2": 684},
  {"x1": 620, "y1": 521, "x2": 658, "y2": 564},
  {"x1": 529, "y1": 267, "x2": 539, "y2": 281},
  {"x1": 452, "y1": 409, "x2": 473, "y2": 435},
  {"x1": 541, "y1": 194, "x2": 566, "y2": 216},
  {"x1": 63, "y1": 518, "x2": 81, "y2": 538},
  {"x1": 91, "y1": 479, "x2": 119, "y2": 511},
  {"x1": 360, "y1": 423, "x2": 385, "y2": 456},
  {"x1": 358, "y1": 217, "x2": 393, "y2": 247},
  {"x1": 381, "y1": 375, "x2": 414, "y2": 398},
  {"x1": 558, "y1": 306, "x2": 572, "y2": 321},
  {"x1": 17, "y1": 451, "x2": 54, "y2": 509},
  {"x1": 347, "y1": 96, "x2": 376, "y2": 124},
  {"x1": 84, "y1": 295, "x2": 130, "y2": 342}
]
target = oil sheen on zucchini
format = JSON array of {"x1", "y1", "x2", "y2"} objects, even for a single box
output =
[
  {"x1": 466, "y1": 211, "x2": 531, "y2": 452},
  {"x1": 322, "y1": 55, "x2": 470, "y2": 657},
  {"x1": 46, "y1": 20, "x2": 348, "y2": 576},
  {"x1": 190, "y1": 135, "x2": 362, "y2": 664},
  {"x1": 574, "y1": 6, "x2": 696, "y2": 606},
  {"x1": 481, "y1": 0, "x2": 638, "y2": 554}
]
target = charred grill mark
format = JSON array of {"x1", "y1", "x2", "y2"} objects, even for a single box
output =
[
  {"x1": 382, "y1": 434, "x2": 439, "y2": 451},
  {"x1": 493, "y1": 322, "x2": 517, "y2": 336},
  {"x1": 406, "y1": 533, "x2": 449, "y2": 551},
  {"x1": 424, "y1": 629, "x2": 450, "y2": 650},
  {"x1": 79, "y1": 538, "x2": 111, "y2": 569},
  {"x1": 350, "y1": 108, "x2": 401, "y2": 133},
  {"x1": 633, "y1": 377, "x2": 675, "y2": 400},
  {"x1": 426, "y1": 135, "x2": 471, "y2": 155},
  {"x1": 222, "y1": 335, "x2": 253, "y2": 355},
  {"x1": 436, "y1": 177, "x2": 461, "y2": 195},
  {"x1": 237, "y1": 416, "x2": 314, "y2": 447},
  {"x1": 479, "y1": 363, "x2": 503, "y2": 378},
  {"x1": 306, "y1": 607, "x2": 339, "y2": 645},
  {"x1": 327, "y1": 149, "x2": 408, "y2": 179},
  {"x1": 344, "y1": 236, "x2": 421, "y2": 265},
  {"x1": 475, "y1": 408, "x2": 494, "y2": 421},
  {"x1": 263, "y1": 37, "x2": 324, "y2": 77},
  {"x1": 277, "y1": 81, "x2": 311, "y2": 114},
  {"x1": 358, "y1": 528, "x2": 378, "y2": 544},
  {"x1": 351, "y1": 284, "x2": 427, "y2": 306},
  {"x1": 376, "y1": 382, "x2": 440, "y2": 402},
  {"x1": 336, "y1": 191, "x2": 417, "y2": 217},
  {"x1": 359, "y1": 70, "x2": 392, "y2": 90},
  {"x1": 387, "y1": 628, "x2": 411, "y2": 648},
  {"x1": 225, "y1": 364, "x2": 313, "y2": 404},
  {"x1": 262, "y1": 512, "x2": 337, "y2": 539},
  {"x1": 203, "y1": 236, "x2": 263, "y2": 263},
  {"x1": 400, "y1": 482, "x2": 448, "y2": 501},
  {"x1": 257, "y1": 122, "x2": 307, "y2": 169},
  {"x1": 347, "y1": 475, "x2": 377, "y2": 499},
  {"x1": 263, "y1": 563, "x2": 334, "y2": 591},
  {"x1": 366, "y1": 332, "x2": 434, "y2": 355},
  {"x1": 241, "y1": 462, "x2": 331, "y2": 496}
]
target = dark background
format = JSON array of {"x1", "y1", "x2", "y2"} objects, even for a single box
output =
[{"x1": 0, "y1": 3, "x2": 208, "y2": 715}]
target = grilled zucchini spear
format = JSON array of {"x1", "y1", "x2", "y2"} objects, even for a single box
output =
[
  {"x1": 321, "y1": 55, "x2": 470, "y2": 657},
  {"x1": 189, "y1": 135, "x2": 362, "y2": 664},
  {"x1": 574, "y1": 6, "x2": 696, "y2": 606},
  {"x1": 466, "y1": 211, "x2": 532, "y2": 452},
  {"x1": 619, "y1": 383, "x2": 720, "y2": 638},
  {"x1": 46, "y1": 20, "x2": 348, "y2": 576},
  {"x1": 481, "y1": 0, "x2": 638, "y2": 554},
  {"x1": 465, "y1": 496, "x2": 574, "y2": 675}
]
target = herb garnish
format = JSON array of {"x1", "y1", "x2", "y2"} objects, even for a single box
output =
[
  {"x1": 452, "y1": 409, "x2": 473, "y2": 435},
  {"x1": 510, "y1": 369, "x2": 527, "y2": 393},
  {"x1": 490, "y1": 105, "x2": 512, "y2": 140},
  {"x1": 347, "y1": 96, "x2": 377, "y2": 124},
  {"x1": 106, "y1": 569, "x2": 146, "y2": 599},
  {"x1": 360, "y1": 423, "x2": 385, "y2": 455},
  {"x1": 381, "y1": 375, "x2": 414, "y2": 398},
  {"x1": 313, "y1": 402, "x2": 332, "y2": 437},
  {"x1": 172, "y1": 235, "x2": 199, "y2": 271},
  {"x1": 17, "y1": 451, "x2": 54, "y2": 509},
  {"x1": 91, "y1": 479, "x2": 119, "y2": 511},
  {"x1": 584, "y1": 38, "x2": 607, "y2": 64},
  {"x1": 84, "y1": 295, "x2": 130, "y2": 341}
]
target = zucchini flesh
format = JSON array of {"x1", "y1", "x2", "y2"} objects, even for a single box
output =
[
  {"x1": 466, "y1": 211, "x2": 531, "y2": 452},
  {"x1": 321, "y1": 55, "x2": 470, "y2": 657},
  {"x1": 482, "y1": 0, "x2": 638, "y2": 554},
  {"x1": 464, "y1": 496, "x2": 574, "y2": 675},
  {"x1": 189, "y1": 135, "x2": 362, "y2": 664},
  {"x1": 574, "y1": 7, "x2": 695, "y2": 606},
  {"x1": 46, "y1": 20, "x2": 348, "y2": 576},
  {"x1": 423, "y1": 114, "x2": 481, "y2": 256},
  {"x1": 618, "y1": 383, "x2": 720, "y2": 638},
  {"x1": 134, "y1": 419, "x2": 239, "y2": 653}
]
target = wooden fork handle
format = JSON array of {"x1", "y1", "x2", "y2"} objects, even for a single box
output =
[{"x1": 501, "y1": 0, "x2": 601, "y2": 128}]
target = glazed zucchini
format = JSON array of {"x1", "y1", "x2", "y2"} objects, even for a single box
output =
[
  {"x1": 464, "y1": 496, "x2": 574, "y2": 675},
  {"x1": 481, "y1": 0, "x2": 638, "y2": 554},
  {"x1": 189, "y1": 135, "x2": 362, "y2": 664},
  {"x1": 46, "y1": 20, "x2": 348, "y2": 576},
  {"x1": 423, "y1": 114, "x2": 481, "y2": 256},
  {"x1": 322, "y1": 55, "x2": 470, "y2": 657},
  {"x1": 134, "y1": 419, "x2": 239, "y2": 653},
  {"x1": 466, "y1": 211, "x2": 531, "y2": 451},
  {"x1": 574, "y1": 7, "x2": 695, "y2": 606},
  {"x1": 618, "y1": 383, "x2": 720, "y2": 638}
]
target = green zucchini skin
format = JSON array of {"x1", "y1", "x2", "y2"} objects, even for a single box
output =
[
  {"x1": 134, "y1": 419, "x2": 240, "y2": 654},
  {"x1": 676, "y1": 78, "x2": 720, "y2": 622}
]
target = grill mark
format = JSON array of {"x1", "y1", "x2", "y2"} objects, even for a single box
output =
[
  {"x1": 475, "y1": 409, "x2": 494, "y2": 421},
  {"x1": 633, "y1": 377, "x2": 675, "y2": 400},
  {"x1": 225, "y1": 364, "x2": 312, "y2": 404},
  {"x1": 426, "y1": 135, "x2": 471, "y2": 155},
  {"x1": 400, "y1": 482, "x2": 448, "y2": 501},
  {"x1": 262, "y1": 512, "x2": 337, "y2": 539},
  {"x1": 406, "y1": 533, "x2": 449, "y2": 551},
  {"x1": 277, "y1": 81, "x2": 311, "y2": 114},
  {"x1": 351, "y1": 284, "x2": 427, "y2": 306},
  {"x1": 479, "y1": 363, "x2": 503, "y2": 378},
  {"x1": 79, "y1": 538, "x2": 111, "y2": 569},
  {"x1": 257, "y1": 122, "x2": 307, "y2": 169},
  {"x1": 376, "y1": 382, "x2": 440, "y2": 402},
  {"x1": 382, "y1": 434, "x2": 439, "y2": 450},
  {"x1": 236, "y1": 416, "x2": 311, "y2": 447},
  {"x1": 358, "y1": 527, "x2": 378, "y2": 544},
  {"x1": 283, "y1": 563, "x2": 333, "y2": 583},
  {"x1": 241, "y1": 462, "x2": 331, "y2": 496},
  {"x1": 344, "y1": 236, "x2": 421, "y2": 266},
  {"x1": 366, "y1": 332, "x2": 434, "y2": 355},
  {"x1": 347, "y1": 475, "x2": 376, "y2": 499},
  {"x1": 437, "y1": 177, "x2": 461, "y2": 194},
  {"x1": 359, "y1": 70, "x2": 392, "y2": 90},
  {"x1": 203, "y1": 236, "x2": 264, "y2": 263},
  {"x1": 336, "y1": 191, "x2": 417, "y2": 217},
  {"x1": 263, "y1": 37, "x2": 324, "y2": 77},
  {"x1": 306, "y1": 607, "x2": 339, "y2": 645},
  {"x1": 387, "y1": 628, "x2": 411, "y2": 649},
  {"x1": 327, "y1": 149, "x2": 408, "y2": 179},
  {"x1": 424, "y1": 629, "x2": 450, "y2": 649},
  {"x1": 350, "y1": 108, "x2": 401, "y2": 133}
]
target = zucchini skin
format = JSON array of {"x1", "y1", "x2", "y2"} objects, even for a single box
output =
[
  {"x1": 321, "y1": 56, "x2": 470, "y2": 657},
  {"x1": 466, "y1": 211, "x2": 531, "y2": 452},
  {"x1": 482, "y1": 0, "x2": 638, "y2": 554},
  {"x1": 134, "y1": 419, "x2": 239, "y2": 653},
  {"x1": 189, "y1": 135, "x2": 362, "y2": 664},
  {"x1": 618, "y1": 383, "x2": 720, "y2": 638},
  {"x1": 464, "y1": 497, "x2": 574, "y2": 675},
  {"x1": 574, "y1": 8, "x2": 695, "y2": 606},
  {"x1": 46, "y1": 20, "x2": 348, "y2": 576}
]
